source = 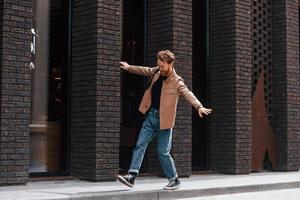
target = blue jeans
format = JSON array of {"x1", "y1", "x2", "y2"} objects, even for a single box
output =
[{"x1": 128, "y1": 107, "x2": 178, "y2": 181}]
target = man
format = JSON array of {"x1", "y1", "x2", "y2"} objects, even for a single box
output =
[{"x1": 117, "y1": 50, "x2": 212, "y2": 190}]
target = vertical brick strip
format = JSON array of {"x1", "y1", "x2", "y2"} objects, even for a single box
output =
[
  {"x1": 172, "y1": 0, "x2": 193, "y2": 177},
  {"x1": 0, "y1": 0, "x2": 32, "y2": 185},
  {"x1": 70, "y1": 0, "x2": 121, "y2": 181},
  {"x1": 210, "y1": 0, "x2": 252, "y2": 173},
  {"x1": 234, "y1": 0, "x2": 252, "y2": 174},
  {"x1": 146, "y1": 0, "x2": 193, "y2": 177},
  {"x1": 95, "y1": 0, "x2": 121, "y2": 180},
  {"x1": 210, "y1": 0, "x2": 236, "y2": 173},
  {"x1": 272, "y1": 0, "x2": 300, "y2": 171},
  {"x1": 146, "y1": 0, "x2": 174, "y2": 175},
  {"x1": 70, "y1": 0, "x2": 97, "y2": 181}
]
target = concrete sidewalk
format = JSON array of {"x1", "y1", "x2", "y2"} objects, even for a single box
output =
[{"x1": 0, "y1": 171, "x2": 300, "y2": 200}]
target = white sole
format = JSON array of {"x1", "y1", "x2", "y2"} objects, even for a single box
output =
[
  {"x1": 116, "y1": 175, "x2": 133, "y2": 188},
  {"x1": 163, "y1": 184, "x2": 180, "y2": 190}
]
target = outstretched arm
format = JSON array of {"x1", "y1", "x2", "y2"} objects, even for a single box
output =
[
  {"x1": 120, "y1": 61, "x2": 158, "y2": 77},
  {"x1": 176, "y1": 79, "x2": 212, "y2": 118}
]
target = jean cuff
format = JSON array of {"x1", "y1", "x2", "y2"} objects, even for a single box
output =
[
  {"x1": 128, "y1": 169, "x2": 139, "y2": 174},
  {"x1": 168, "y1": 174, "x2": 178, "y2": 181}
]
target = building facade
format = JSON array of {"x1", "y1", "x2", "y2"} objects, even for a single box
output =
[{"x1": 0, "y1": 0, "x2": 299, "y2": 185}]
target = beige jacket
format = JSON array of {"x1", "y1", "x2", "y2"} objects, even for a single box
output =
[{"x1": 127, "y1": 65, "x2": 203, "y2": 130}]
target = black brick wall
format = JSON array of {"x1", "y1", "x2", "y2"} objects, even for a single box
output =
[
  {"x1": 172, "y1": 0, "x2": 193, "y2": 177},
  {"x1": 209, "y1": 0, "x2": 252, "y2": 174},
  {"x1": 70, "y1": 0, "x2": 97, "y2": 181},
  {"x1": 70, "y1": 0, "x2": 121, "y2": 181},
  {"x1": 146, "y1": 0, "x2": 193, "y2": 178},
  {"x1": 95, "y1": 0, "x2": 121, "y2": 181},
  {"x1": 146, "y1": 0, "x2": 174, "y2": 176},
  {"x1": 0, "y1": 0, "x2": 299, "y2": 187},
  {"x1": 0, "y1": 0, "x2": 32, "y2": 185},
  {"x1": 272, "y1": 0, "x2": 300, "y2": 171}
]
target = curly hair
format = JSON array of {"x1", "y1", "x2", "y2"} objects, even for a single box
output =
[{"x1": 157, "y1": 50, "x2": 175, "y2": 64}]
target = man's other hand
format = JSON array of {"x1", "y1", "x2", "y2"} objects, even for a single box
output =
[
  {"x1": 198, "y1": 107, "x2": 212, "y2": 118},
  {"x1": 120, "y1": 61, "x2": 129, "y2": 70}
]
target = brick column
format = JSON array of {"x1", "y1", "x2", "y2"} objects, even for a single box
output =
[
  {"x1": 272, "y1": 0, "x2": 300, "y2": 171},
  {"x1": 209, "y1": 0, "x2": 252, "y2": 174},
  {"x1": 0, "y1": 0, "x2": 32, "y2": 185},
  {"x1": 146, "y1": 0, "x2": 193, "y2": 177},
  {"x1": 172, "y1": 0, "x2": 193, "y2": 177},
  {"x1": 70, "y1": 0, "x2": 121, "y2": 181},
  {"x1": 146, "y1": 0, "x2": 173, "y2": 176}
]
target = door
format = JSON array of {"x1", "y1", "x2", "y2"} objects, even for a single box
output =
[
  {"x1": 192, "y1": 0, "x2": 210, "y2": 171},
  {"x1": 29, "y1": 0, "x2": 70, "y2": 176},
  {"x1": 120, "y1": 0, "x2": 147, "y2": 173}
]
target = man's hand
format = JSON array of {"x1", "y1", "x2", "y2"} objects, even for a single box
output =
[
  {"x1": 120, "y1": 61, "x2": 130, "y2": 70},
  {"x1": 198, "y1": 107, "x2": 212, "y2": 118}
]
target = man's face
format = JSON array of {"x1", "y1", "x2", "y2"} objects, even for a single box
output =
[{"x1": 157, "y1": 59, "x2": 173, "y2": 77}]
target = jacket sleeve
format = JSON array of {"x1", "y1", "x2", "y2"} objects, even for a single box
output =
[
  {"x1": 127, "y1": 65, "x2": 159, "y2": 77},
  {"x1": 176, "y1": 78, "x2": 203, "y2": 110}
]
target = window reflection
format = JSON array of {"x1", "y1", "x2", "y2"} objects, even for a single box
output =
[{"x1": 30, "y1": 0, "x2": 69, "y2": 175}]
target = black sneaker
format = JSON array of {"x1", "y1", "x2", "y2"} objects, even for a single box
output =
[
  {"x1": 116, "y1": 174, "x2": 136, "y2": 188},
  {"x1": 163, "y1": 178, "x2": 181, "y2": 190}
]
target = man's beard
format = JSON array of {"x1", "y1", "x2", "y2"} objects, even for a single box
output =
[{"x1": 160, "y1": 71, "x2": 168, "y2": 77}]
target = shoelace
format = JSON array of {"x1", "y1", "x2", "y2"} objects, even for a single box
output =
[{"x1": 124, "y1": 174, "x2": 133, "y2": 179}]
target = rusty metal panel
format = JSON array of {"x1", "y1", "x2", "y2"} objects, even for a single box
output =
[{"x1": 252, "y1": 69, "x2": 277, "y2": 171}]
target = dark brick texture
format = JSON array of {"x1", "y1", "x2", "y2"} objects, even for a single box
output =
[
  {"x1": 209, "y1": 0, "x2": 252, "y2": 174},
  {"x1": 0, "y1": 0, "x2": 299, "y2": 186},
  {"x1": 272, "y1": 0, "x2": 300, "y2": 171},
  {"x1": 146, "y1": 0, "x2": 193, "y2": 178},
  {"x1": 0, "y1": 0, "x2": 32, "y2": 185},
  {"x1": 70, "y1": 0, "x2": 121, "y2": 181}
]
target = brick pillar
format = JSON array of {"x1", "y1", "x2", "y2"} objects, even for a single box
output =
[
  {"x1": 172, "y1": 0, "x2": 193, "y2": 177},
  {"x1": 209, "y1": 0, "x2": 252, "y2": 174},
  {"x1": 70, "y1": 0, "x2": 121, "y2": 181},
  {"x1": 146, "y1": 0, "x2": 193, "y2": 178},
  {"x1": 146, "y1": 0, "x2": 173, "y2": 176},
  {"x1": 0, "y1": 1, "x2": 32, "y2": 185},
  {"x1": 272, "y1": 0, "x2": 300, "y2": 171}
]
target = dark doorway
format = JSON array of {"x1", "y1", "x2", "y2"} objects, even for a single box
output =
[
  {"x1": 29, "y1": 0, "x2": 70, "y2": 176},
  {"x1": 192, "y1": 0, "x2": 210, "y2": 171},
  {"x1": 120, "y1": 0, "x2": 147, "y2": 173}
]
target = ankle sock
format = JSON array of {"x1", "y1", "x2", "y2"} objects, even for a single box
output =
[{"x1": 129, "y1": 172, "x2": 137, "y2": 176}]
